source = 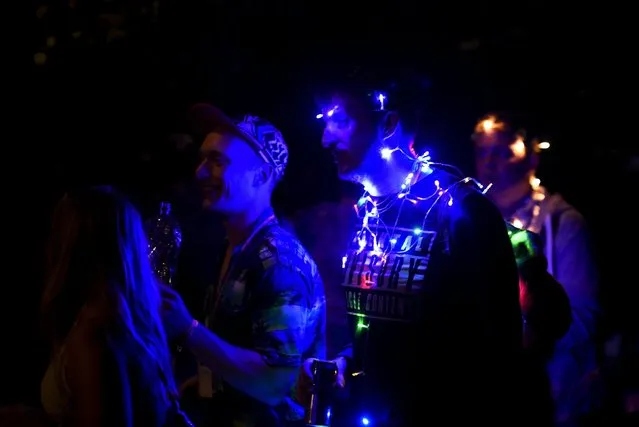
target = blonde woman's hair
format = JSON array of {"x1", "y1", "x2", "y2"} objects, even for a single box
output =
[{"x1": 41, "y1": 186, "x2": 175, "y2": 424}]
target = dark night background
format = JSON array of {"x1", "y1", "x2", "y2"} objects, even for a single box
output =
[{"x1": 6, "y1": 0, "x2": 636, "y2": 409}]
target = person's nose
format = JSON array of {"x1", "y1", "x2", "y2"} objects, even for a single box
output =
[
  {"x1": 476, "y1": 147, "x2": 498, "y2": 167},
  {"x1": 321, "y1": 128, "x2": 337, "y2": 149},
  {"x1": 485, "y1": 151, "x2": 501, "y2": 168},
  {"x1": 195, "y1": 160, "x2": 209, "y2": 180}
]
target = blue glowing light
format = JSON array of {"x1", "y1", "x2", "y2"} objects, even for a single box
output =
[{"x1": 375, "y1": 93, "x2": 386, "y2": 110}]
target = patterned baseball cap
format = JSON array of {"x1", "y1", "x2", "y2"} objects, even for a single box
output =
[{"x1": 189, "y1": 103, "x2": 289, "y2": 180}]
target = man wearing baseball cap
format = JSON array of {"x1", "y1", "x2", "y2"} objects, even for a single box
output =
[{"x1": 161, "y1": 104, "x2": 327, "y2": 427}]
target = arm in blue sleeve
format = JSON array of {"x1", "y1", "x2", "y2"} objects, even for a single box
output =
[
  {"x1": 253, "y1": 264, "x2": 316, "y2": 367},
  {"x1": 186, "y1": 264, "x2": 317, "y2": 406}
]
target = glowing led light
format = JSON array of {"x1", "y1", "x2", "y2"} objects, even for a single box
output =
[
  {"x1": 357, "y1": 236, "x2": 367, "y2": 252},
  {"x1": 352, "y1": 143, "x2": 483, "y2": 263},
  {"x1": 475, "y1": 115, "x2": 505, "y2": 134},
  {"x1": 538, "y1": 141, "x2": 550, "y2": 150},
  {"x1": 361, "y1": 417, "x2": 370, "y2": 425},
  {"x1": 530, "y1": 176, "x2": 541, "y2": 190},
  {"x1": 327, "y1": 106, "x2": 337, "y2": 117},
  {"x1": 316, "y1": 105, "x2": 338, "y2": 119},
  {"x1": 509, "y1": 137, "x2": 526, "y2": 160},
  {"x1": 362, "y1": 179, "x2": 379, "y2": 197},
  {"x1": 380, "y1": 147, "x2": 394, "y2": 159},
  {"x1": 320, "y1": 92, "x2": 490, "y2": 266}
]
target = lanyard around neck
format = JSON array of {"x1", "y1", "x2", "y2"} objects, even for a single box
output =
[
  {"x1": 238, "y1": 214, "x2": 277, "y2": 253},
  {"x1": 207, "y1": 214, "x2": 277, "y2": 324}
]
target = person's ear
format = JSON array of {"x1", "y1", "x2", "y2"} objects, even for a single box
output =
[
  {"x1": 381, "y1": 111, "x2": 400, "y2": 140},
  {"x1": 252, "y1": 164, "x2": 274, "y2": 187}
]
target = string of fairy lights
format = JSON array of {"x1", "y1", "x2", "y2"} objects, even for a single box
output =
[
  {"x1": 319, "y1": 93, "x2": 552, "y2": 395},
  {"x1": 351, "y1": 146, "x2": 485, "y2": 264},
  {"x1": 473, "y1": 115, "x2": 551, "y2": 233},
  {"x1": 318, "y1": 94, "x2": 553, "y2": 273},
  {"x1": 318, "y1": 91, "x2": 488, "y2": 266}
]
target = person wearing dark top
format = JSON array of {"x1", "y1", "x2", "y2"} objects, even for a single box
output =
[
  {"x1": 297, "y1": 78, "x2": 525, "y2": 426},
  {"x1": 161, "y1": 105, "x2": 326, "y2": 426},
  {"x1": 472, "y1": 114, "x2": 602, "y2": 426},
  {"x1": 509, "y1": 224, "x2": 572, "y2": 357},
  {"x1": 509, "y1": 224, "x2": 572, "y2": 426}
]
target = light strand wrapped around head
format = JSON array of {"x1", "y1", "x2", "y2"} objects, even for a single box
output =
[
  {"x1": 472, "y1": 114, "x2": 551, "y2": 155},
  {"x1": 316, "y1": 90, "x2": 389, "y2": 120},
  {"x1": 472, "y1": 113, "x2": 553, "y2": 231}
]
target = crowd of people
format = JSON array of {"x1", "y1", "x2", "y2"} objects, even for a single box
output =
[{"x1": 3, "y1": 73, "x2": 634, "y2": 427}]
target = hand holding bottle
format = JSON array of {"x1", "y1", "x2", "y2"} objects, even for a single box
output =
[{"x1": 301, "y1": 356, "x2": 347, "y2": 388}]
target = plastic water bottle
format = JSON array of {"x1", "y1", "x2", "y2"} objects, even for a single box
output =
[{"x1": 145, "y1": 201, "x2": 182, "y2": 286}]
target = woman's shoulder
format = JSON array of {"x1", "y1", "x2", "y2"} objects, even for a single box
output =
[
  {"x1": 66, "y1": 306, "x2": 109, "y2": 347},
  {"x1": 64, "y1": 307, "x2": 119, "y2": 379}
]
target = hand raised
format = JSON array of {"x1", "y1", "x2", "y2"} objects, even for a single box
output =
[{"x1": 159, "y1": 285, "x2": 193, "y2": 341}]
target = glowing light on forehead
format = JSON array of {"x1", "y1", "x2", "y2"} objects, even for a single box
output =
[
  {"x1": 475, "y1": 115, "x2": 505, "y2": 135},
  {"x1": 315, "y1": 91, "x2": 388, "y2": 119},
  {"x1": 316, "y1": 105, "x2": 339, "y2": 120},
  {"x1": 375, "y1": 92, "x2": 386, "y2": 110},
  {"x1": 482, "y1": 119, "x2": 496, "y2": 132}
]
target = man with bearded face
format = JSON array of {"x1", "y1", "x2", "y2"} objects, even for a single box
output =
[
  {"x1": 292, "y1": 77, "x2": 527, "y2": 426},
  {"x1": 472, "y1": 114, "x2": 602, "y2": 426}
]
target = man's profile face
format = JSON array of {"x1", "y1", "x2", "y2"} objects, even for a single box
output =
[
  {"x1": 195, "y1": 131, "x2": 261, "y2": 214},
  {"x1": 474, "y1": 131, "x2": 531, "y2": 190},
  {"x1": 320, "y1": 93, "x2": 377, "y2": 179}
]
